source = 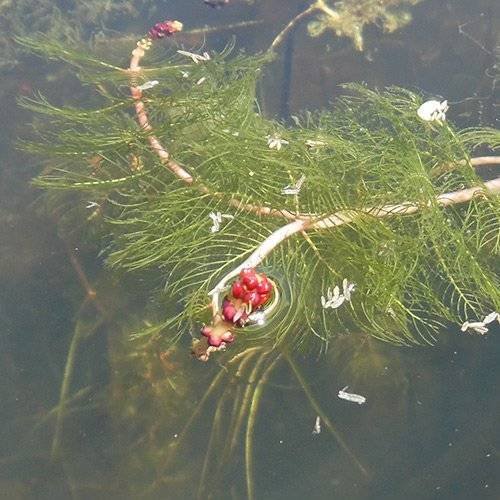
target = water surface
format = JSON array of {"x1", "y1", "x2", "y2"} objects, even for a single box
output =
[{"x1": 0, "y1": 1, "x2": 498, "y2": 499}]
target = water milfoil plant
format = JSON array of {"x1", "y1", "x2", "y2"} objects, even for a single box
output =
[{"x1": 19, "y1": 12, "x2": 500, "y2": 362}]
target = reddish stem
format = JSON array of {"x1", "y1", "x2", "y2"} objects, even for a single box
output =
[{"x1": 128, "y1": 32, "x2": 500, "y2": 224}]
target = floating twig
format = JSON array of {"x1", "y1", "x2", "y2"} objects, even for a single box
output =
[{"x1": 338, "y1": 386, "x2": 367, "y2": 405}]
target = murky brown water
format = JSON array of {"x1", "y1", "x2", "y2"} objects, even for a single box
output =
[{"x1": 0, "y1": 1, "x2": 498, "y2": 498}]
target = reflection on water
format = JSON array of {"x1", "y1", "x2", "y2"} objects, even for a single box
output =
[{"x1": 1, "y1": 0, "x2": 498, "y2": 498}]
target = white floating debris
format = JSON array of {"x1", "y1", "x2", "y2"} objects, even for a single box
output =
[
  {"x1": 470, "y1": 323, "x2": 489, "y2": 335},
  {"x1": 417, "y1": 99, "x2": 448, "y2": 123},
  {"x1": 482, "y1": 311, "x2": 499, "y2": 325},
  {"x1": 461, "y1": 321, "x2": 489, "y2": 335},
  {"x1": 460, "y1": 312, "x2": 498, "y2": 335},
  {"x1": 267, "y1": 135, "x2": 289, "y2": 151},
  {"x1": 338, "y1": 386, "x2": 366, "y2": 405},
  {"x1": 321, "y1": 285, "x2": 345, "y2": 309},
  {"x1": 342, "y1": 278, "x2": 356, "y2": 301},
  {"x1": 248, "y1": 310, "x2": 266, "y2": 326},
  {"x1": 281, "y1": 174, "x2": 306, "y2": 195},
  {"x1": 312, "y1": 416, "x2": 321, "y2": 435},
  {"x1": 209, "y1": 212, "x2": 221, "y2": 233},
  {"x1": 196, "y1": 76, "x2": 206, "y2": 85},
  {"x1": 136, "y1": 80, "x2": 159, "y2": 91},
  {"x1": 305, "y1": 139, "x2": 327, "y2": 149},
  {"x1": 177, "y1": 50, "x2": 211, "y2": 64},
  {"x1": 208, "y1": 211, "x2": 233, "y2": 233},
  {"x1": 85, "y1": 201, "x2": 100, "y2": 209},
  {"x1": 321, "y1": 279, "x2": 355, "y2": 309}
]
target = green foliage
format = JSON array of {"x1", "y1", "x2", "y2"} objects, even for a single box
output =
[
  {"x1": 0, "y1": 0, "x2": 157, "y2": 69},
  {"x1": 307, "y1": 0, "x2": 422, "y2": 51},
  {"x1": 21, "y1": 36, "x2": 500, "y2": 353}
]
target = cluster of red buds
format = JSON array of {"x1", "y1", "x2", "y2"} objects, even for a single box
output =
[
  {"x1": 222, "y1": 268, "x2": 272, "y2": 325},
  {"x1": 148, "y1": 20, "x2": 183, "y2": 40},
  {"x1": 196, "y1": 269, "x2": 272, "y2": 358}
]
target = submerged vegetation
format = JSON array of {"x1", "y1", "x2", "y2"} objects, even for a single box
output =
[
  {"x1": 307, "y1": 0, "x2": 423, "y2": 51},
  {"x1": 19, "y1": 14, "x2": 500, "y2": 358},
  {"x1": 7, "y1": 2, "x2": 500, "y2": 497},
  {"x1": 0, "y1": 0, "x2": 159, "y2": 69}
]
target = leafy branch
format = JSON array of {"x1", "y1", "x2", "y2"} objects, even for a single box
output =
[{"x1": 19, "y1": 12, "x2": 500, "y2": 355}]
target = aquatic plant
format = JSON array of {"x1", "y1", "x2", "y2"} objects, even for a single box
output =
[
  {"x1": 0, "y1": 0, "x2": 161, "y2": 70},
  {"x1": 18, "y1": 8, "x2": 500, "y2": 362},
  {"x1": 307, "y1": 0, "x2": 423, "y2": 51},
  {"x1": 13, "y1": 4, "x2": 500, "y2": 497}
]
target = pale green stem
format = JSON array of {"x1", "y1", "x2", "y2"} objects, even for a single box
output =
[
  {"x1": 196, "y1": 383, "x2": 228, "y2": 500},
  {"x1": 36, "y1": 386, "x2": 93, "y2": 435},
  {"x1": 217, "y1": 349, "x2": 261, "y2": 473},
  {"x1": 268, "y1": 2, "x2": 320, "y2": 54},
  {"x1": 226, "y1": 352, "x2": 270, "y2": 460},
  {"x1": 268, "y1": 0, "x2": 341, "y2": 54},
  {"x1": 187, "y1": 20, "x2": 263, "y2": 35},
  {"x1": 158, "y1": 347, "x2": 262, "y2": 477},
  {"x1": 51, "y1": 318, "x2": 103, "y2": 461}
]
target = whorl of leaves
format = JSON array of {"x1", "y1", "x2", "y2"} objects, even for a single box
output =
[{"x1": 20, "y1": 36, "x2": 500, "y2": 352}]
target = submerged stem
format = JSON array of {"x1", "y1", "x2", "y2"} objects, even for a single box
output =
[
  {"x1": 196, "y1": 383, "x2": 228, "y2": 500},
  {"x1": 227, "y1": 352, "x2": 270, "y2": 460},
  {"x1": 203, "y1": 348, "x2": 262, "y2": 497},
  {"x1": 210, "y1": 175, "x2": 500, "y2": 317},
  {"x1": 157, "y1": 347, "x2": 262, "y2": 481},
  {"x1": 51, "y1": 317, "x2": 103, "y2": 460},
  {"x1": 268, "y1": 2, "x2": 320, "y2": 54},
  {"x1": 217, "y1": 349, "x2": 262, "y2": 474}
]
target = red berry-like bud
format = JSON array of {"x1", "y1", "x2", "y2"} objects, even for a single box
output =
[
  {"x1": 223, "y1": 303, "x2": 236, "y2": 322},
  {"x1": 148, "y1": 20, "x2": 183, "y2": 40},
  {"x1": 239, "y1": 268, "x2": 255, "y2": 280},
  {"x1": 232, "y1": 281, "x2": 244, "y2": 298},
  {"x1": 242, "y1": 275, "x2": 258, "y2": 290},
  {"x1": 256, "y1": 279, "x2": 271, "y2": 294},
  {"x1": 243, "y1": 290, "x2": 260, "y2": 307},
  {"x1": 208, "y1": 335, "x2": 223, "y2": 347},
  {"x1": 201, "y1": 325, "x2": 212, "y2": 337},
  {"x1": 221, "y1": 331, "x2": 235, "y2": 343}
]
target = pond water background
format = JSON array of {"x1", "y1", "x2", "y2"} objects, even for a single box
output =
[{"x1": 0, "y1": 0, "x2": 499, "y2": 499}]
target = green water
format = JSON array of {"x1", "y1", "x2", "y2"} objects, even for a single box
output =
[{"x1": 0, "y1": 1, "x2": 498, "y2": 498}]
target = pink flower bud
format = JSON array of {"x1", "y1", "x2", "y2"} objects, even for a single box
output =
[
  {"x1": 221, "y1": 331, "x2": 235, "y2": 343},
  {"x1": 148, "y1": 20, "x2": 183, "y2": 40},
  {"x1": 256, "y1": 279, "x2": 271, "y2": 294},
  {"x1": 242, "y1": 274, "x2": 258, "y2": 290},
  {"x1": 207, "y1": 335, "x2": 223, "y2": 347},
  {"x1": 201, "y1": 325, "x2": 212, "y2": 337},
  {"x1": 232, "y1": 281, "x2": 244, "y2": 298},
  {"x1": 239, "y1": 268, "x2": 256, "y2": 280},
  {"x1": 243, "y1": 290, "x2": 260, "y2": 307},
  {"x1": 222, "y1": 303, "x2": 236, "y2": 322}
]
